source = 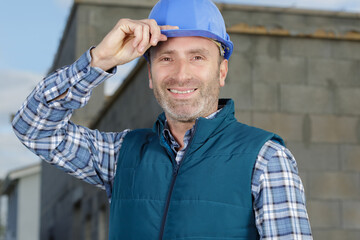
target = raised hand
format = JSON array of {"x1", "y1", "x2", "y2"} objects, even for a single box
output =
[{"x1": 90, "y1": 18, "x2": 178, "y2": 71}]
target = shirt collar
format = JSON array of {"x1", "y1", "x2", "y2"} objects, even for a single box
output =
[{"x1": 163, "y1": 107, "x2": 224, "y2": 152}]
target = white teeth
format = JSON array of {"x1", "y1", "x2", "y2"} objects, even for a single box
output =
[{"x1": 169, "y1": 89, "x2": 195, "y2": 94}]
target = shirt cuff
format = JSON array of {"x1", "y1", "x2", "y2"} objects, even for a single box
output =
[{"x1": 42, "y1": 47, "x2": 116, "y2": 108}]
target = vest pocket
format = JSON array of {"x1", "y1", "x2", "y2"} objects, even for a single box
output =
[{"x1": 116, "y1": 168, "x2": 135, "y2": 198}]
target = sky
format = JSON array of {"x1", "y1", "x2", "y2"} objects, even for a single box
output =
[{"x1": 0, "y1": 0, "x2": 360, "y2": 179}]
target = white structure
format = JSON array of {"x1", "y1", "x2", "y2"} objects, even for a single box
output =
[{"x1": 1, "y1": 163, "x2": 41, "y2": 240}]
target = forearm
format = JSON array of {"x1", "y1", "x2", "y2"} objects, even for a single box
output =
[
  {"x1": 12, "y1": 49, "x2": 112, "y2": 142},
  {"x1": 12, "y1": 49, "x2": 124, "y2": 192}
]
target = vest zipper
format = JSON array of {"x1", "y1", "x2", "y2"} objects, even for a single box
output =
[
  {"x1": 158, "y1": 120, "x2": 199, "y2": 240},
  {"x1": 158, "y1": 163, "x2": 180, "y2": 240}
]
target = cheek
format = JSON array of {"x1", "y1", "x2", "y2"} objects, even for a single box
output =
[{"x1": 148, "y1": 67, "x2": 166, "y2": 90}]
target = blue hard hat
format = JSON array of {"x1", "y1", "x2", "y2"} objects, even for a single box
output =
[{"x1": 148, "y1": 0, "x2": 233, "y2": 60}]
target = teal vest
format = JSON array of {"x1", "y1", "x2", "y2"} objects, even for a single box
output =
[{"x1": 109, "y1": 99, "x2": 283, "y2": 240}]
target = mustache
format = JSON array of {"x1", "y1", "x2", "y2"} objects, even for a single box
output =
[{"x1": 162, "y1": 78, "x2": 201, "y2": 87}]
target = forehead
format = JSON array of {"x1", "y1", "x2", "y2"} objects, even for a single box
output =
[{"x1": 151, "y1": 36, "x2": 219, "y2": 56}]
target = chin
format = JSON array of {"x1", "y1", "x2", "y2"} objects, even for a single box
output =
[{"x1": 167, "y1": 108, "x2": 203, "y2": 122}]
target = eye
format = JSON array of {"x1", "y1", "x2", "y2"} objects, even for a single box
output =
[
  {"x1": 160, "y1": 57, "x2": 172, "y2": 62},
  {"x1": 193, "y1": 55, "x2": 204, "y2": 61}
]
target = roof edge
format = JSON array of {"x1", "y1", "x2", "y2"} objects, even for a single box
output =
[
  {"x1": 1, "y1": 162, "x2": 41, "y2": 195},
  {"x1": 218, "y1": 3, "x2": 360, "y2": 19}
]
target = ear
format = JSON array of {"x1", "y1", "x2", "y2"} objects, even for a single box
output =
[
  {"x1": 219, "y1": 59, "x2": 228, "y2": 87},
  {"x1": 147, "y1": 63, "x2": 153, "y2": 89}
]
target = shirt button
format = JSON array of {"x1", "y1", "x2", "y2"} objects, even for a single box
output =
[{"x1": 83, "y1": 68, "x2": 88, "y2": 73}]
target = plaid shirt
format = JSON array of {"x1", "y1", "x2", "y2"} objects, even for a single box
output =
[{"x1": 12, "y1": 49, "x2": 312, "y2": 239}]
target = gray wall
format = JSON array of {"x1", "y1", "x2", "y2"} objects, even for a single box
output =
[
  {"x1": 17, "y1": 173, "x2": 40, "y2": 240},
  {"x1": 41, "y1": 1, "x2": 360, "y2": 240},
  {"x1": 40, "y1": 163, "x2": 108, "y2": 240},
  {"x1": 40, "y1": 2, "x2": 157, "y2": 240},
  {"x1": 218, "y1": 6, "x2": 360, "y2": 239}
]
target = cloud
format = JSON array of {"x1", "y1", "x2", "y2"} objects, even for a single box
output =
[
  {"x1": 0, "y1": 69, "x2": 43, "y2": 179},
  {"x1": 0, "y1": 69, "x2": 42, "y2": 115}
]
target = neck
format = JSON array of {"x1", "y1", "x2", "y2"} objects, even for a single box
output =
[{"x1": 166, "y1": 117, "x2": 195, "y2": 150}]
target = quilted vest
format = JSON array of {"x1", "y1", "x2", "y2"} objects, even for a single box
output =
[{"x1": 109, "y1": 99, "x2": 284, "y2": 240}]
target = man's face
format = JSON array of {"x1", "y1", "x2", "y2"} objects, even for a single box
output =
[{"x1": 148, "y1": 36, "x2": 228, "y2": 123}]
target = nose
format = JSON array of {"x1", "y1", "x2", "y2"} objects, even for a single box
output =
[{"x1": 173, "y1": 59, "x2": 191, "y2": 83}]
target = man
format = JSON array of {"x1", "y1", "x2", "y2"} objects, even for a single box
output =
[{"x1": 12, "y1": 0, "x2": 312, "y2": 239}]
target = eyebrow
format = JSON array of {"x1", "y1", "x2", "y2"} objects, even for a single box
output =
[
  {"x1": 187, "y1": 48, "x2": 211, "y2": 55},
  {"x1": 156, "y1": 48, "x2": 211, "y2": 56},
  {"x1": 157, "y1": 49, "x2": 175, "y2": 56}
]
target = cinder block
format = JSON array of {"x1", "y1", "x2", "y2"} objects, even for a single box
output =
[
  {"x1": 310, "y1": 114, "x2": 358, "y2": 143},
  {"x1": 253, "y1": 55, "x2": 306, "y2": 84},
  {"x1": 306, "y1": 200, "x2": 341, "y2": 228},
  {"x1": 229, "y1": 35, "x2": 253, "y2": 54},
  {"x1": 308, "y1": 172, "x2": 360, "y2": 200},
  {"x1": 331, "y1": 41, "x2": 360, "y2": 61},
  {"x1": 253, "y1": 83, "x2": 279, "y2": 111},
  {"x1": 343, "y1": 201, "x2": 360, "y2": 230},
  {"x1": 234, "y1": 111, "x2": 252, "y2": 126},
  {"x1": 308, "y1": 58, "x2": 359, "y2": 87},
  {"x1": 280, "y1": 85, "x2": 333, "y2": 114},
  {"x1": 226, "y1": 53, "x2": 253, "y2": 84},
  {"x1": 252, "y1": 112, "x2": 303, "y2": 141},
  {"x1": 313, "y1": 229, "x2": 360, "y2": 240},
  {"x1": 298, "y1": 171, "x2": 308, "y2": 197},
  {"x1": 281, "y1": 38, "x2": 332, "y2": 58},
  {"x1": 252, "y1": 37, "x2": 281, "y2": 60},
  {"x1": 337, "y1": 88, "x2": 360, "y2": 115},
  {"x1": 286, "y1": 142, "x2": 340, "y2": 171},
  {"x1": 220, "y1": 81, "x2": 253, "y2": 110},
  {"x1": 221, "y1": 52, "x2": 253, "y2": 109},
  {"x1": 340, "y1": 145, "x2": 360, "y2": 171},
  {"x1": 232, "y1": 36, "x2": 283, "y2": 63}
]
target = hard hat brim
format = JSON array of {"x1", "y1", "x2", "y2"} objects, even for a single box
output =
[{"x1": 160, "y1": 29, "x2": 233, "y2": 60}]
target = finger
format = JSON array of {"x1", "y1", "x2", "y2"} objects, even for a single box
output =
[
  {"x1": 147, "y1": 19, "x2": 162, "y2": 46},
  {"x1": 158, "y1": 25, "x2": 179, "y2": 42},
  {"x1": 160, "y1": 25, "x2": 179, "y2": 30},
  {"x1": 138, "y1": 24, "x2": 150, "y2": 53},
  {"x1": 139, "y1": 19, "x2": 162, "y2": 46},
  {"x1": 132, "y1": 24, "x2": 144, "y2": 49}
]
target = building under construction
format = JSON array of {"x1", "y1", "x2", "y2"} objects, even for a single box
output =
[{"x1": 12, "y1": 0, "x2": 360, "y2": 239}]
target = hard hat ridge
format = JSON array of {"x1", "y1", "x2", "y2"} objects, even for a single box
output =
[{"x1": 148, "y1": 0, "x2": 233, "y2": 60}]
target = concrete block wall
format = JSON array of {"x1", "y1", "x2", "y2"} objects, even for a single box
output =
[
  {"x1": 218, "y1": 6, "x2": 360, "y2": 239},
  {"x1": 42, "y1": 1, "x2": 360, "y2": 239}
]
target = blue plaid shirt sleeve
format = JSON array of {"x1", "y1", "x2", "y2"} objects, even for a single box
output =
[
  {"x1": 252, "y1": 140, "x2": 313, "y2": 239},
  {"x1": 12, "y1": 48, "x2": 130, "y2": 199}
]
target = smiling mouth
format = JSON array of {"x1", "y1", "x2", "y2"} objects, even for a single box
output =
[{"x1": 168, "y1": 89, "x2": 197, "y2": 94}]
